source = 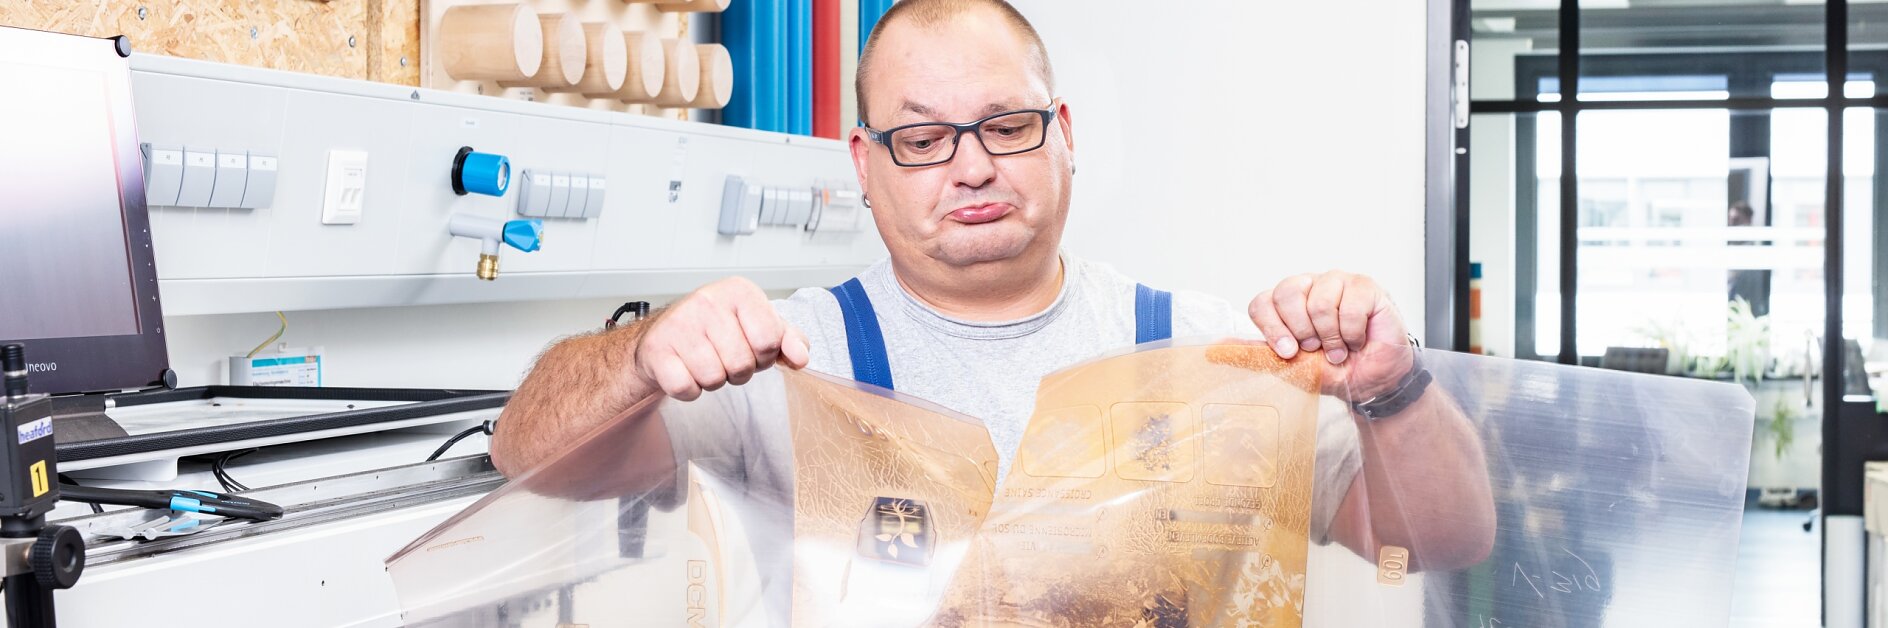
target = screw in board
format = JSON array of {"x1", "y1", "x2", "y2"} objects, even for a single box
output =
[
  {"x1": 137, "y1": 6, "x2": 146, "y2": 20},
  {"x1": 400, "y1": 56, "x2": 408, "y2": 67},
  {"x1": 251, "y1": 27, "x2": 258, "y2": 40},
  {"x1": 348, "y1": 35, "x2": 357, "y2": 48}
]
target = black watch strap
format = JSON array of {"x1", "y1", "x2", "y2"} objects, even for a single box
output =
[{"x1": 1350, "y1": 351, "x2": 1432, "y2": 421}]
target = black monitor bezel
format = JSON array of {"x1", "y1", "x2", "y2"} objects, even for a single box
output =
[{"x1": 1, "y1": 26, "x2": 169, "y2": 395}]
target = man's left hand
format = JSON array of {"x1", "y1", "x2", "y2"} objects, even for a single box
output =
[{"x1": 1249, "y1": 271, "x2": 1415, "y2": 401}]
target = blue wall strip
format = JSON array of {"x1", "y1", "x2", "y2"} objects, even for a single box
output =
[
  {"x1": 788, "y1": 0, "x2": 813, "y2": 136},
  {"x1": 860, "y1": 0, "x2": 893, "y2": 52},
  {"x1": 759, "y1": 0, "x2": 787, "y2": 132},
  {"x1": 719, "y1": 5, "x2": 759, "y2": 129}
]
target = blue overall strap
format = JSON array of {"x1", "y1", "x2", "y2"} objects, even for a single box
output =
[
  {"x1": 1134, "y1": 283, "x2": 1174, "y2": 344},
  {"x1": 829, "y1": 278, "x2": 895, "y2": 390}
]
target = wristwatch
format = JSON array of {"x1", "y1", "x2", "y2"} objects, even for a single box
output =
[{"x1": 1349, "y1": 336, "x2": 1432, "y2": 421}]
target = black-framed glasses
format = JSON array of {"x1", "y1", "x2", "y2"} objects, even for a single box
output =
[{"x1": 865, "y1": 104, "x2": 1056, "y2": 167}]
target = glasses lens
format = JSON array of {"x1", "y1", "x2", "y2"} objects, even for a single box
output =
[
  {"x1": 979, "y1": 111, "x2": 1047, "y2": 155},
  {"x1": 888, "y1": 124, "x2": 956, "y2": 165}
]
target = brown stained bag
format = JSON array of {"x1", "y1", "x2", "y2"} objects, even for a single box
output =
[
  {"x1": 932, "y1": 341, "x2": 1321, "y2": 627},
  {"x1": 784, "y1": 369, "x2": 1002, "y2": 626},
  {"x1": 387, "y1": 367, "x2": 1001, "y2": 627}
]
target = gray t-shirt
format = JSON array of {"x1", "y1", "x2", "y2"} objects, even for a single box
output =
[{"x1": 666, "y1": 254, "x2": 1362, "y2": 543}]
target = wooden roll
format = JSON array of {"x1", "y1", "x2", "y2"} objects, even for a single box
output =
[
  {"x1": 611, "y1": 32, "x2": 667, "y2": 103},
  {"x1": 689, "y1": 44, "x2": 734, "y2": 109},
  {"x1": 496, "y1": 13, "x2": 586, "y2": 89},
  {"x1": 438, "y1": 4, "x2": 543, "y2": 82},
  {"x1": 657, "y1": 0, "x2": 733, "y2": 13},
  {"x1": 652, "y1": 38, "x2": 700, "y2": 108},
  {"x1": 561, "y1": 22, "x2": 628, "y2": 95}
]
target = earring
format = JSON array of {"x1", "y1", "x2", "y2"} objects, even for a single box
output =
[{"x1": 862, "y1": 194, "x2": 872, "y2": 209}]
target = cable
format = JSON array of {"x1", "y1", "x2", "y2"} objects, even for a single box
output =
[
  {"x1": 56, "y1": 474, "x2": 103, "y2": 514},
  {"x1": 427, "y1": 421, "x2": 495, "y2": 462},
  {"x1": 212, "y1": 449, "x2": 258, "y2": 493},
  {"x1": 245, "y1": 311, "x2": 288, "y2": 359}
]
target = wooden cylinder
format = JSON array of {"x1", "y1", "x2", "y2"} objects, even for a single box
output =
[
  {"x1": 560, "y1": 22, "x2": 628, "y2": 95},
  {"x1": 611, "y1": 32, "x2": 667, "y2": 103},
  {"x1": 496, "y1": 13, "x2": 586, "y2": 89},
  {"x1": 652, "y1": 38, "x2": 700, "y2": 108},
  {"x1": 689, "y1": 44, "x2": 734, "y2": 109},
  {"x1": 438, "y1": 4, "x2": 543, "y2": 82},
  {"x1": 657, "y1": 0, "x2": 733, "y2": 13}
]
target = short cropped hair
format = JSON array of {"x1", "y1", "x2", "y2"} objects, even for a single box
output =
[{"x1": 855, "y1": 0, "x2": 1055, "y2": 126}]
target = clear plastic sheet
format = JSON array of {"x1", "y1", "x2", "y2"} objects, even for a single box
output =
[{"x1": 386, "y1": 340, "x2": 1755, "y2": 627}]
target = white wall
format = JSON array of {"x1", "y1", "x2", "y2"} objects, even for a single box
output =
[
  {"x1": 1014, "y1": 0, "x2": 1430, "y2": 338},
  {"x1": 163, "y1": 1, "x2": 1433, "y2": 391}
]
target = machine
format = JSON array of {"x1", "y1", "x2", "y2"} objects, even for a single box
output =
[{"x1": 0, "y1": 22, "x2": 873, "y2": 627}]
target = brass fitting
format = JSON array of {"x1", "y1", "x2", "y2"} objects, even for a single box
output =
[{"x1": 476, "y1": 254, "x2": 499, "y2": 281}]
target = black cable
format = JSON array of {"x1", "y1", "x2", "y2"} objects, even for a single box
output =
[
  {"x1": 212, "y1": 449, "x2": 257, "y2": 493},
  {"x1": 57, "y1": 474, "x2": 104, "y2": 514},
  {"x1": 427, "y1": 422, "x2": 493, "y2": 462}
]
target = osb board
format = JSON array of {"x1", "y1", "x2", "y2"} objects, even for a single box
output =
[
  {"x1": 421, "y1": 0, "x2": 700, "y2": 121},
  {"x1": 0, "y1": 0, "x2": 422, "y2": 85}
]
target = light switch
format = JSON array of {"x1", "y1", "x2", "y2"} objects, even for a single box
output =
[
  {"x1": 176, "y1": 148, "x2": 217, "y2": 207},
  {"x1": 208, "y1": 150, "x2": 248, "y2": 208},
  {"x1": 582, "y1": 175, "x2": 606, "y2": 218},
  {"x1": 239, "y1": 153, "x2": 278, "y2": 209},
  {"x1": 547, "y1": 172, "x2": 571, "y2": 218},
  {"x1": 321, "y1": 149, "x2": 368, "y2": 225},
  {"x1": 514, "y1": 169, "x2": 549, "y2": 217},
  {"x1": 142, "y1": 144, "x2": 184, "y2": 207},
  {"x1": 563, "y1": 174, "x2": 589, "y2": 219}
]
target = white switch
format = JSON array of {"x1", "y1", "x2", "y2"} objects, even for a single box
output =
[
  {"x1": 515, "y1": 169, "x2": 551, "y2": 217},
  {"x1": 784, "y1": 188, "x2": 814, "y2": 227},
  {"x1": 582, "y1": 175, "x2": 606, "y2": 218},
  {"x1": 239, "y1": 153, "x2": 277, "y2": 209},
  {"x1": 547, "y1": 173, "x2": 571, "y2": 217},
  {"x1": 759, "y1": 187, "x2": 782, "y2": 225},
  {"x1": 563, "y1": 174, "x2": 589, "y2": 219},
  {"x1": 208, "y1": 150, "x2": 248, "y2": 208},
  {"x1": 176, "y1": 148, "x2": 217, "y2": 207},
  {"x1": 142, "y1": 144, "x2": 184, "y2": 206},
  {"x1": 321, "y1": 150, "x2": 368, "y2": 225},
  {"x1": 809, "y1": 186, "x2": 864, "y2": 234},
  {"x1": 717, "y1": 175, "x2": 761, "y2": 236}
]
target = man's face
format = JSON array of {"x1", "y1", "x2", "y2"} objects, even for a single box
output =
[{"x1": 848, "y1": 11, "x2": 1074, "y2": 270}]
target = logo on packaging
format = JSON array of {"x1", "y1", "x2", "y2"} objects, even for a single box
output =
[
  {"x1": 16, "y1": 418, "x2": 51, "y2": 445},
  {"x1": 686, "y1": 560, "x2": 708, "y2": 627},
  {"x1": 855, "y1": 497, "x2": 933, "y2": 566}
]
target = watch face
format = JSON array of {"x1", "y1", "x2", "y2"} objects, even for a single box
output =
[{"x1": 855, "y1": 497, "x2": 933, "y2": 567}]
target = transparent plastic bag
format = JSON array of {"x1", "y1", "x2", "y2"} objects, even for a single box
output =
[{"x1": 386, "y1": 340, "x2": 1755, "y2": 627}]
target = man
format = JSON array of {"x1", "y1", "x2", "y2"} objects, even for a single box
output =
[{"x1": 494, "y1": 0, "x2": 1492, "y2": 575}]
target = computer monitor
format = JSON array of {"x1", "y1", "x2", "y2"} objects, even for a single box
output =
[{"x1": 0, "y1": 27, "x2": 169, "y2": 395}]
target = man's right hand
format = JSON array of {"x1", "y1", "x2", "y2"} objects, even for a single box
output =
[{"x1": 633, "y1": 277, "x2": 811, "y2": 401}]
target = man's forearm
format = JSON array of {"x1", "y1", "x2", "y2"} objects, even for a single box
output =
[
  {"x1": 490, "y1": 315, "x2": 660, "y2": 476},
  {"x1": 1352, "y1": 388, "x2": 1496, "y2": 571}
]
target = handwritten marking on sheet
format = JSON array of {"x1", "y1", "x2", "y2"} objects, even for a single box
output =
[{"x1": 1510, "y1": 547, "x2": 1603, "y2": 599}]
